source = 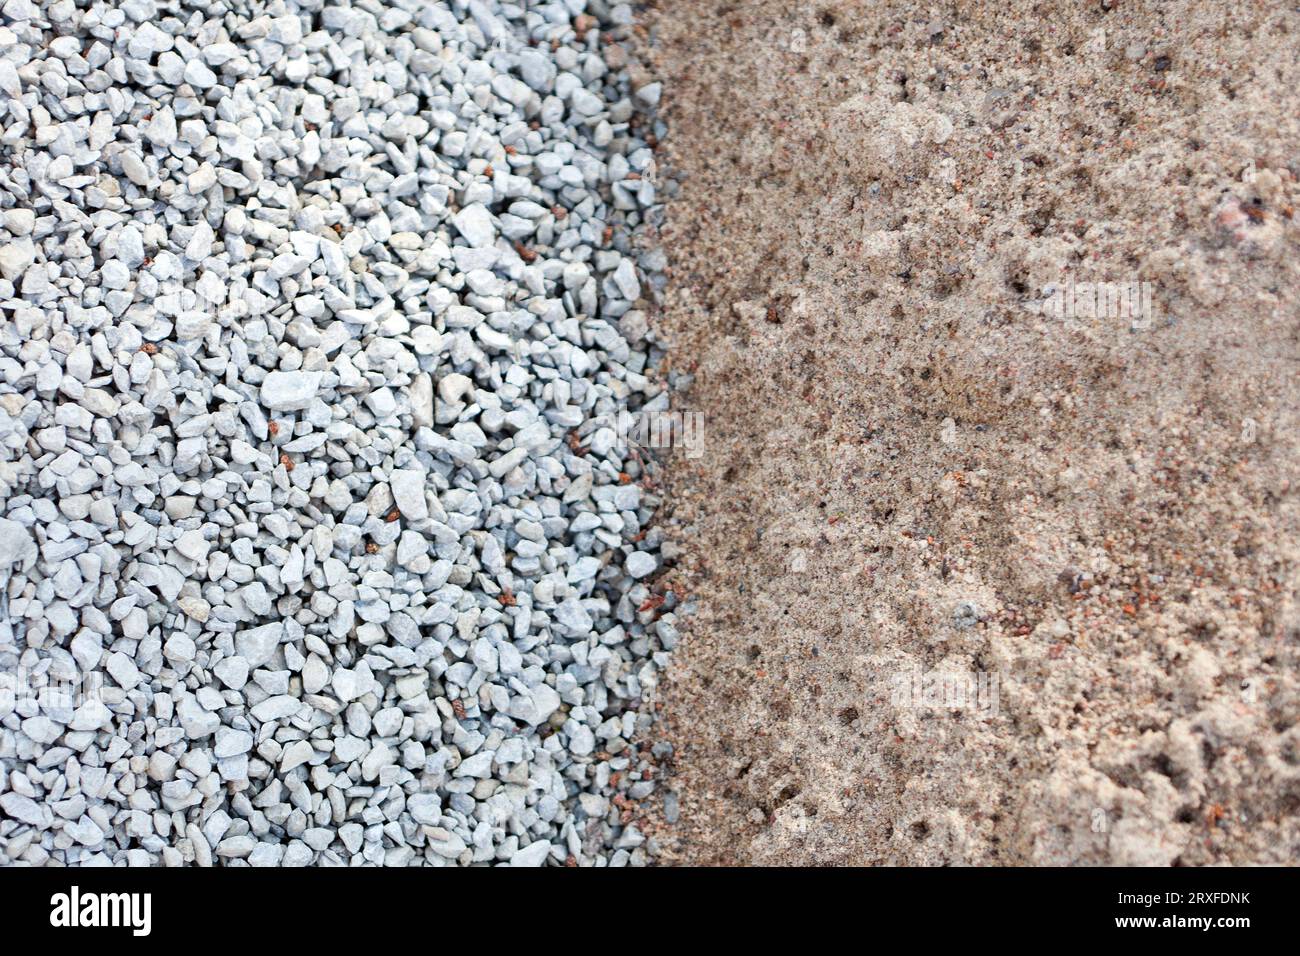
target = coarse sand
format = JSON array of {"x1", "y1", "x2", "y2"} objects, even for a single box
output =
[{"x1": 636, "y1": 0, "x2": 1300, "y2": 864}]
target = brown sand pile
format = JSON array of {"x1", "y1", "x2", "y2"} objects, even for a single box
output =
[{"x1": 637, "y1": 0, "x2": 1300, "y2": 864}]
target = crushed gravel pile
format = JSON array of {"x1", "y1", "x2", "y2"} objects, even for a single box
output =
[{"x1": 0, "y1": 0, "x2": 673, "y2": 866}]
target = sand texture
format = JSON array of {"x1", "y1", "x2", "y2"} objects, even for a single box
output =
[{"x1": 639, "y1": 0, "x2": 1300, "y2": 865}]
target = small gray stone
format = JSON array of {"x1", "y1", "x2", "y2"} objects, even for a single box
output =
[
  {"x1": 389, "y1": 469, "x2": 428, "y2": 521},
  {"x1": 625, "y1": 550, "x2": 657, "y2": 579},
  {"x1": 235, "y1": 622, "x2": 284, "y2": 669},
  {"x1": 510, "y1": 839, "x2": 553, "y2": 867},
  {"x1": 0, "y1": 518, "x2": 35, "y2": 566},
  {"x1": 214, "y1": 656, "x2": 250, "y2": 690},
  {"x1": 451, "y1": 204, "x2": 495, "y2": 248},
  {"x1": 260, "y1": 370, "x2": 322, "y2": 411}
]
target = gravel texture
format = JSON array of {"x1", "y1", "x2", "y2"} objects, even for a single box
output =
[
  {"x1": 0, "y1": 0, "x2": 674, "y2": 867},
  {"x1": 645, "y1": 0, "x2": 1300, "y2": 865}
]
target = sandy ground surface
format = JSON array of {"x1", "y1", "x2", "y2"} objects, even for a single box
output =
[{"x1": 634, "y1": 0, "x2": 1300, "y2": 864}]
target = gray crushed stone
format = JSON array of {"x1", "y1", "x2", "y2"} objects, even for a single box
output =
[{"x1": 0, "y1": 0, "x2": 681, "y2": 867}]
